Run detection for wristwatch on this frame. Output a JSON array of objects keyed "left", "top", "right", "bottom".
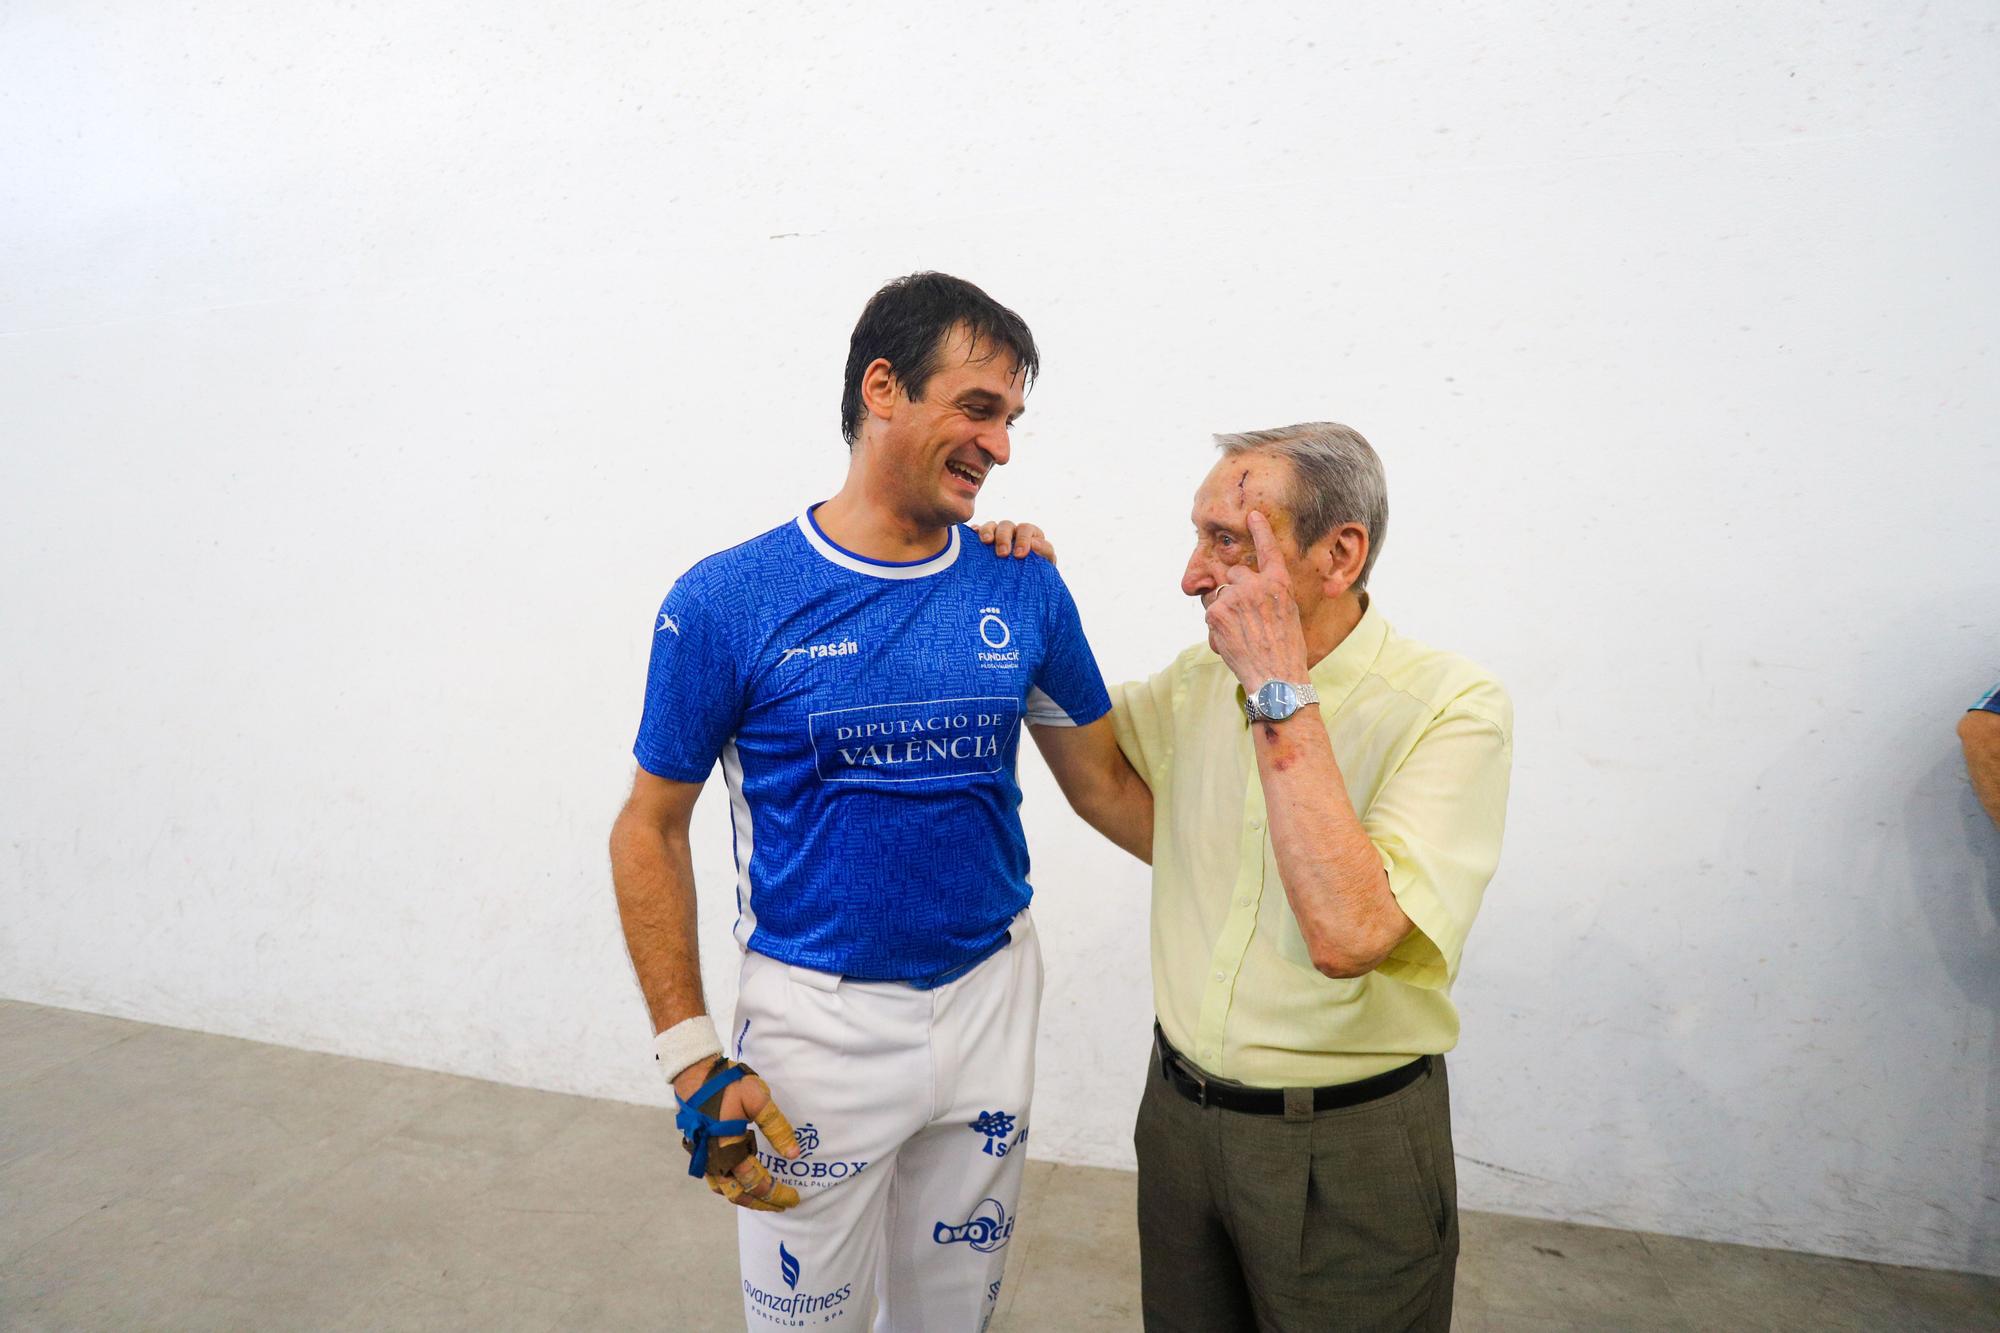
[{"left": 1243, "top": 679, "right": 1319, "bottom": 723}]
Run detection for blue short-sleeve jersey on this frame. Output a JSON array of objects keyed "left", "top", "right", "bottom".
[
  {"left": 633, "top": 507, "right": 1112, "bottom": 984},
  {"left": 1973, "top": 684, "right": 2000, "bottom": 716}
]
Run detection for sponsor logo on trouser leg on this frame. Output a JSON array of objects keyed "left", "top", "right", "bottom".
[
  {"left": 743, "top": 1242, "right": 854, "bottom": 1326},
  {"left": 754, "top": 1122, "right": 871, "bottom": 1189},
  {"left": 933, "top": 1198, "right": 1015, "bottom": 1253}
]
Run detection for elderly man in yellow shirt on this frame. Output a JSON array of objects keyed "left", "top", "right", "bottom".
[{"left": 990, "top": 420, "right": 1511, "bottom": 1330}]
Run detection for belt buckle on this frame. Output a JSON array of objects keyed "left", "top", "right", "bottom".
[
  {"left": 1189, "top": 1064, "right": 1208, "bottom": 1108},
  {"left": 1156, "top": 1026, "right": 1210, "bottom": 1108}
]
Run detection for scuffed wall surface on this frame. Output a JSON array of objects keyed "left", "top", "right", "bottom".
[{"left": 3, "top": 2, "right": 1996, "bottom": 1274}]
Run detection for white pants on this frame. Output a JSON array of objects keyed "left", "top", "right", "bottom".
[{"left": 731, "top": 912, "right": 1042, "bottom": 1332}]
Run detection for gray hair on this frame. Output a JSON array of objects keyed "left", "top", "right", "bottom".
[{"left": 1215, "top": 421, "right": 1388, "bottom": 590}]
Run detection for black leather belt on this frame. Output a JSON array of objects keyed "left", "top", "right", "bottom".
[{"left": 1155, "top": 1023, "right": 1427, "bottom": 1115}]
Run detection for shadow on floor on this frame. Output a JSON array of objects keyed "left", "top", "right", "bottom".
[{"left": 2, "top": 1001, "right": 1993, "bottom": 1331}]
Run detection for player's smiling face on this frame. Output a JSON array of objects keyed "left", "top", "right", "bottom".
[{"left": 876, "top": 324, "right": 1027, "bottom": 529}]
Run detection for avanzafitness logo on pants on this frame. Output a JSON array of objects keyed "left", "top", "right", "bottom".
[{"left": 744, "top": 1242, "right": 853, "bottom": 1325}]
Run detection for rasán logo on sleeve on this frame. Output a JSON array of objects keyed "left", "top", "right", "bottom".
[
  {"left": 808, "top": 698, "right": 1021, "bottom": 784},
  {"left": 780, "top": 638, "right": 859, "bottom": 667}
]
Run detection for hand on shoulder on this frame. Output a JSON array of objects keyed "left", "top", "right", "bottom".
[{"left": 976, "top": 520, "right": 1057, "bottom": 565}]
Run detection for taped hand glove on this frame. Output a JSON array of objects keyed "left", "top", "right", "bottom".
[{"left": 674, "top": 1059, "right": 803, "bottom": 1212}]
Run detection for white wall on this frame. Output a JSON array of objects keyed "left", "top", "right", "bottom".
[{"left": 4, "top": 1, "right": 1996, "bottom": 1275}]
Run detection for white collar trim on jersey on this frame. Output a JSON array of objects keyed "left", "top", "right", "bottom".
[{"left": 797, "top": 506, "right": 961, "bottom": 580}]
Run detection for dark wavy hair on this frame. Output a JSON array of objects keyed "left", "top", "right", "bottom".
[{"left": 840, "top": 272, "right": 1040, "bottom": 446}]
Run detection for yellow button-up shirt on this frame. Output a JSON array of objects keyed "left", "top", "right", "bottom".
[{"left": 1110, "top": 600, "right": 1512, "bottom": 1088}]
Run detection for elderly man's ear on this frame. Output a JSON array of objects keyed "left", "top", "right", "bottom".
[{"left": 1311, "top": 523, "right": 1370, "bottom": 597}]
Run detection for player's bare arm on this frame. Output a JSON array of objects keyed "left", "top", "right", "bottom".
[
  {"left": 609, "top": 769, "right": 802, "bottom": 1209},
  {"left": 1029, "top": 718, "right": 1153, "bottom": 864},
  {"left": 610, "top": 770, "right": 708, "bottom": 1034}
]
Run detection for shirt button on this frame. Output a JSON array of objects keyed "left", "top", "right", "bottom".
[
  {"left": 1213, "top": 971, "right": 1226, "bottom": 982},
  {"left": 1250, "top": 819, "right": 1262, "bottom": 831},
  {"left": 1237, "top": 897, "right": 1251, "bottom": 907}
]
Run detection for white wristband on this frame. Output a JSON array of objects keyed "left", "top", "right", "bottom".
[{"left": 653, "top": 1015, "right": 724, "bottom": 1092}]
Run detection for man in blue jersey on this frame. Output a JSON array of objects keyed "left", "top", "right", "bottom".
[{"left": 609, "top": 272, "right": 1152, "bottom": 1329}]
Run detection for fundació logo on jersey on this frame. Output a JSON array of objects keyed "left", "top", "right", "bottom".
[{"left": 808, "top": 697, "right": 1020, "bottom": 784}]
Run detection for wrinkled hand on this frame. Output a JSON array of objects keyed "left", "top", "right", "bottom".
[
  {"left": 976, "top": 520, "right": 1057, "bottom": 565},
  {"left": 673, "top": 1057, "right": 803, "bottom": 1212},
  {"left": 1203, "top": 511, "right": 1310, "bottom": 689}
]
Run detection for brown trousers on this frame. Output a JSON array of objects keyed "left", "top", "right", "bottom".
[{"left": 1134, "top": 1046, "right": 1458, "bottom": 1332}]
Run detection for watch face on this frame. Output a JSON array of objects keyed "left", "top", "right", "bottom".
[{"left": 1255, "top": 681, "right": 1299, "bottom": 720}]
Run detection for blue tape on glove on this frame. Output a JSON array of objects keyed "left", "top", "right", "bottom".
[{"left": 675, "top": 1062, "right": 752, "bottom": 1178}]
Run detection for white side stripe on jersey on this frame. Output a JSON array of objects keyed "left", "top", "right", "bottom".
[
  {"left": 722, "top": 739, "right": 760, "bottom": 950},
  {"left": 1024, "top": 685, "right": 1079, "bottom": 727}
]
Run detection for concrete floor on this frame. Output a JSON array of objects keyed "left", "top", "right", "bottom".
[{"left": 1, "top": 1001, "right": 1993, "bottom": 1331}]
